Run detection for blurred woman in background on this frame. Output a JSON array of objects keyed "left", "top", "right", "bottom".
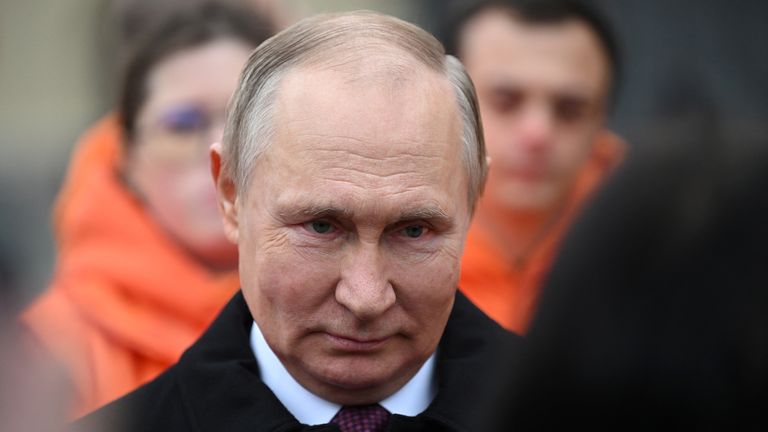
[{"left": 21, "top": 2, "right": 273, "bottom": 417}]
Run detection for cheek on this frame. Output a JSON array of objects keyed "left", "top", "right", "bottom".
[
  {"left": 134, "top": 150, "right": 190, "bottom": 193},
  {"left": 261, "top": 257, "right": 334, "bottom": 313},
  {"left": 240, "top": 228, "right": 339, "bottom": 326},
  {"left": 551, "top": 133, "right": 595, "bottom": 175},
  {"left": 150, "top": 166, "right": 220, "bottom": 224},
  {"left": 389, "top": 249, "right": 459, "bottom": 322},
  {"left": 483, "top": 126, "right": 524, "bottom": 170},
  {"left": 481, "top": 120, "right": 512, "bottom": 157},
  {"left": 134, "top": 162, "right": 186, "bottom": 217},
  {"left": 173, "top": 164, "right": 217, "bottom": 197}
]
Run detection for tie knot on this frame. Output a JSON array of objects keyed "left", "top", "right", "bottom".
[{"left": 331, "top": 404, "right": 391, "bottom": 432}]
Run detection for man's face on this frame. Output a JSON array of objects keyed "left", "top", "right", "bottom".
[
  {"left": 460, "top": 10, "right": 610, "bottom": 213},
  {"left": 222, "top": 65, "right": 470, "bottom": 404}
]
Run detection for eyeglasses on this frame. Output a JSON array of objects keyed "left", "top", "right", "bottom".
[
  {"left": 162, "top": 105, "right": 212, "bottom": 132},
  {"left": 135, "top": 104, "right": 226, "bottom": 164}
]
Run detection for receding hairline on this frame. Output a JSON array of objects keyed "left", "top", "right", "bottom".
[
  {"left": 223, "top": 10, "right": 487, "bottom": 208},
  {"left": 280, "top": 44, "right": 456, "bottom": 95},
  {"left": 269, "top": 12, "right": 446, "bottom": 77},
  {"left": 255, "top": 57, "right": 465, "bottom": 169},
  {"left": 230, "top": 13, "right": 459, "bottom": 169}
]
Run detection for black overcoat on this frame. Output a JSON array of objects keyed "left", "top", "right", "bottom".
[{"left": 74, "top": 291, "right": 520, "bottom": 431}]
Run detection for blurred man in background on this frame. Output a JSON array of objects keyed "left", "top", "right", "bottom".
[{"left": 443, "top": 0, "right": 625, "bottom": 332}]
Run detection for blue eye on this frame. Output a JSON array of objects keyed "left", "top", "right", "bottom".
[
  {"left": 310, "top": 220, "right": 334, "bottom": 234},
  {"left": 403, "top": 225, "right": 424, "bottom": 238}
]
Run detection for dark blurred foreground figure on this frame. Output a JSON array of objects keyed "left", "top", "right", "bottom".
[
  {"left": 491, "top": 112, "right": 768, "bottom": 428},
  {"left": 20, "top": 2, "right": 273, "bottom": 417}
]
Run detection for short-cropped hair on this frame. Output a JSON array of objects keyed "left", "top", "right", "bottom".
[
  {"left": 440, "top": 0, "right": 620, "bottom": 105},
  {"left": 222, "top": 11, "right": 487, "bottom": 209}
]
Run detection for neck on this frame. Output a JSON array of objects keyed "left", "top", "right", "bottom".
[
  {"left": 475, "top": 200, "right": 565, "bottom": 266},
  {"left": 195, "top": 247, "right": 239, "bottom": 274}
]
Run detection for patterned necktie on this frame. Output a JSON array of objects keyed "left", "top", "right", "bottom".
[{"left": 330, "top": 404, "right": 391, "bottom": 432}]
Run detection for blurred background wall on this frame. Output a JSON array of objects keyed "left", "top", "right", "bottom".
[
  {"left": 590, "top": 0, "right": 768, "bottom": 144},
  {"left": 1, "top": 0, "right": 766, "bottom": 307},
  {"left": 1, "top": 0, "right": 114, "bottom": 303}
]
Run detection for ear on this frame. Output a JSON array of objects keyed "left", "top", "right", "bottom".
[
  {"left": 592, "top": 129, "right": 628, "bottom": 171},
  {"left": 210, "top": 142, "right": 240, "bottom": 244}
]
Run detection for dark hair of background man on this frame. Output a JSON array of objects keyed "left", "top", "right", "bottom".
[{"left": 437, "top": 0, "right": 621, "bottom": 106}]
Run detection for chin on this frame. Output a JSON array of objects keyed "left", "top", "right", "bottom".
[
  {"left": 187, "top": 238, "right": 238, "bottom": 268},
  {"left": 323, "top": 358, "right": 394, "bottom": 387},
  {"left": 491, "top": 182, "right": 562, "bottom": 214},
  {"left": 308, "top": 356, "right": 409, "bottom": 403}
]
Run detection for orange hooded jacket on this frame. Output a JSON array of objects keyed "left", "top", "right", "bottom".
[
  {"left": 460, "top": 134, "right": 626, "bottom": 334},
  {"left": 21, "top": 115, "right": 239, "bottom": 417}
]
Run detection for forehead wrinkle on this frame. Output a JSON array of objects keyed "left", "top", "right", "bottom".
[
  {"left": 271, "top": 65, "right": 462, "bottom": 152},
  {"left": 282, "top": 139, "right": 453, "bottom": 186},
  {"left": 261, "top": 140, "right": 451, "bottom": 192},
  {"left": 257, "top": 58, "right": 469, "bottom": 217},
  {"left": 302, "top": 145, "right": 448, "bottom": 168},
  {"left": 275, "top": 195, "right": 454, "bottom": 226},
  {"left": 290, "top": 133, "right": 453, "bottom": 156}
]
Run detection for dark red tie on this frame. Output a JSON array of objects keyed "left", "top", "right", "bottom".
[{"left": 330, "top": 404, "right": 391, "bottom": 432}]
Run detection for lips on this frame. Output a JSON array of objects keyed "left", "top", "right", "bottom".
[{"left": 324, "top": 332, "right": 391, "bottom": 352}]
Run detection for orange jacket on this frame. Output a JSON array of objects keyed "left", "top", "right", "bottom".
[
  {"left": 460, "top": 134, "right": 626, "bottom": 334},
  {"left": 21, "top": 115, "right": 239, "bottom": 417}
]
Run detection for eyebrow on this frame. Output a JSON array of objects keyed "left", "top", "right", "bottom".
[
  {"left": 276, "top": 205, "right": 354, "bottom": 221},
  {"left": 276, "top": 204, "right": 452, "bottom": 225},
  {"left": 397, "top": 207, "right": 450, "bottom": 222},
  {"left": 487, "top": 80, "right": 593, "bottom": 101}
]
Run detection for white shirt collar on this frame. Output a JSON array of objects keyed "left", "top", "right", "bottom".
[{"left": 250, "top": 321, "right": 437, "bottom": 426}]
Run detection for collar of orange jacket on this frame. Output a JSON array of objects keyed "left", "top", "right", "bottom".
[
  {"left": 47, "top": 114, "right": 239, "bottom": 362},
  {"left": 460, "top": 132, "right": 626, "bottom": 333}
]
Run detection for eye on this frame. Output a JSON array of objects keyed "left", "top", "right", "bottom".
[
  {"left": 160, "top": 106, "right": 209, "bottom": 134},
  {"left": 306, "top": 220, "right": 336, "bottom": 235},
  {"left": 488, "top": 88, "right": 523, "bottom": 114},
  {"left": 554, "top": 97, "right": 588, "bottom": 123},
  {"left": 403, "top": 225, "right": 425, "bottom": 238}
]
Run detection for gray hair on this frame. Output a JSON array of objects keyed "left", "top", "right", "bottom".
[{"left": 222, "top": 11, "right": 487, "bottom": 207}]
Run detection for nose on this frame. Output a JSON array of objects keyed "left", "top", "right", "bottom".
[
  {"left": 335, "top": 243, "right": 396, "bottom": 321},
  {"left": 516, "top": 104, "right": 555, "bottom": 152}
]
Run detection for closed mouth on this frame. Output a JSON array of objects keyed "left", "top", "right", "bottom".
[{"left": 324, "top": 332, "right": 391, "bottom": 351}]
